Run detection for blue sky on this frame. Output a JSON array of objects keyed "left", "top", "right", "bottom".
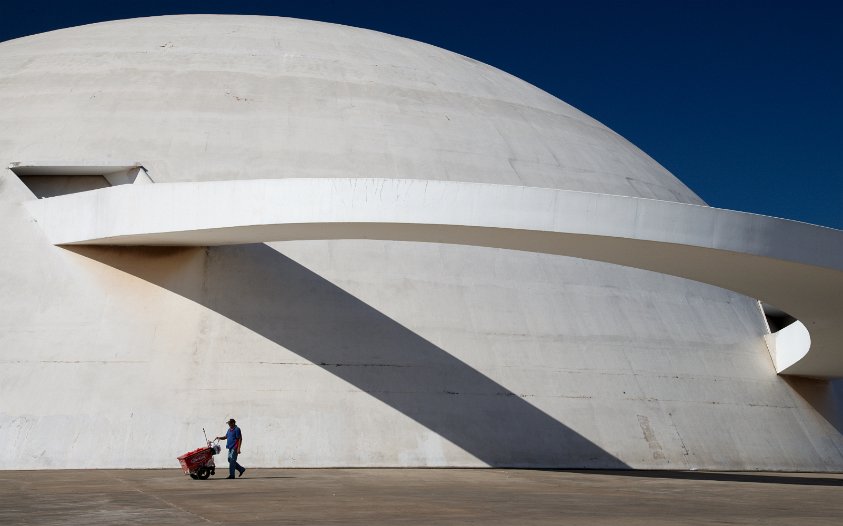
[{"left": 2, "top": 0, "right": 840, "bottom": 228}]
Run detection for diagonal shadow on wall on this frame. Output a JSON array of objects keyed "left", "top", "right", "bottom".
[
  {"left": 784, "top": 377, "right": 843, "bottom": 436},
  {"left": 68, "top": 243, "right": 627, "bottom": 468}
]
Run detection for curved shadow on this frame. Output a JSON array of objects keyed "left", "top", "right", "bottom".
[{"left": 68, "top": 244, "right": 627, "bottom": 468}]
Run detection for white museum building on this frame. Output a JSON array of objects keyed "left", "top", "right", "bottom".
[{"left": 1, "top": 15, "right": 841, "bottom": 470}]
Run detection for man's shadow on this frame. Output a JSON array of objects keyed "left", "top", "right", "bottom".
[{"left": 69, "top": 243, "right": 627, "bottom": 468}]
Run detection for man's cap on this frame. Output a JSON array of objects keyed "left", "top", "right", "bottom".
[{"left": 226, "top": 418, "right": 236, "bottom": 424}]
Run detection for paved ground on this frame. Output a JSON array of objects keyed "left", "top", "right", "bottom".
[{"left": 0, "top": 469, "right": 841, "bottom": 525}]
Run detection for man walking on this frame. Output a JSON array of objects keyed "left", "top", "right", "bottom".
[{"left": 216, "top": 418, "right": 246, "bottom": 479}]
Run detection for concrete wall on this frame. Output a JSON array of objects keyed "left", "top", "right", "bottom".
[{"left": 0, "top": 15, "right": 841, "bottom": 469}]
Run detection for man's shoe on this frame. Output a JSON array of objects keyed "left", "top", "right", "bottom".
[
  {"left": 238, "top": 468, "right": 246, "bottom": 477},
  {"left": 225, "top": 475, "right": 235, "bottom": 479}
]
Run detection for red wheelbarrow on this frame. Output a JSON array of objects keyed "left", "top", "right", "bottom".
[{"left": 177, "top": 428, "right": 221, "bottom": 480}]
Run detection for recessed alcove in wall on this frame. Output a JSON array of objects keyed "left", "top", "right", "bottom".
[{"left": 8, "top": 162, "right": 151, "bottom": 198}]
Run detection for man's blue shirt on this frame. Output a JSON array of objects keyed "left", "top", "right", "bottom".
[{"left": 225, "top": 426, "right": 242, "bottom": 450}]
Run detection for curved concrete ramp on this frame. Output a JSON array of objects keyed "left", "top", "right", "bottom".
[{"left": 24, "top": 178, "right": 843, "bottom": 378}]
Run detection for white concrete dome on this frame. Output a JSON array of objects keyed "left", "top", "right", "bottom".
[
  {"left": 0, "top": 15, "right": 702, "bottom": 201},
  {"left": 1, "top": 15, "right": 840, "bottom": 470}
]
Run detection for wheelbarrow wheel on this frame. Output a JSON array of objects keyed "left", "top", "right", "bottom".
[
  {"left": 196, "top": 467, "right": 211, "bottom": 480},
  {"left": 189, "top": 473, "right": 199, "bottom": 480}
]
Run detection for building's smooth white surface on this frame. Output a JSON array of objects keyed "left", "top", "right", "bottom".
[
  {"left": 1, "top": 15, "right": 841, "bottom": 470},
  {"left": 25, "top": 177, "right": 843, "bottom": 377}
]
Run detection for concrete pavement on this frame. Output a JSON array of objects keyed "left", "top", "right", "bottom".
[{"left": 1, "top": 469, "right": 841, "bottom": 525}]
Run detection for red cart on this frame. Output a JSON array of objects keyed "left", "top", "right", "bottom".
[{"left": 177, "top": 430, "right": 221, "bottom": 480}]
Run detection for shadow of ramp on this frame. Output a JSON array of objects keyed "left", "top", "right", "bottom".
[
  {"left": 783, "top": 376, "right": 843, "bottom": 436},
  {"left": 69, "top": 243, "right": 627, "bottom": 468}
]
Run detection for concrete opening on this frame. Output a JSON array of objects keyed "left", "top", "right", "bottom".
[
  {"left": 762, "top": 302, "right": 797, "bottom": 332},
  {"left": 9, "top": 163, "right": 150, "bottom": 198}
]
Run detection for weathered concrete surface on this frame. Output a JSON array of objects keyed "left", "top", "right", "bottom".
[
  {"left": 26, "top": 177, "right": 843, "bottom": 377},
  {"left": 2, "top": 15, "right": 843, "bottom": 470},
  {"left": 1, "top": 469, "right": 841, "bottom": 525}
]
